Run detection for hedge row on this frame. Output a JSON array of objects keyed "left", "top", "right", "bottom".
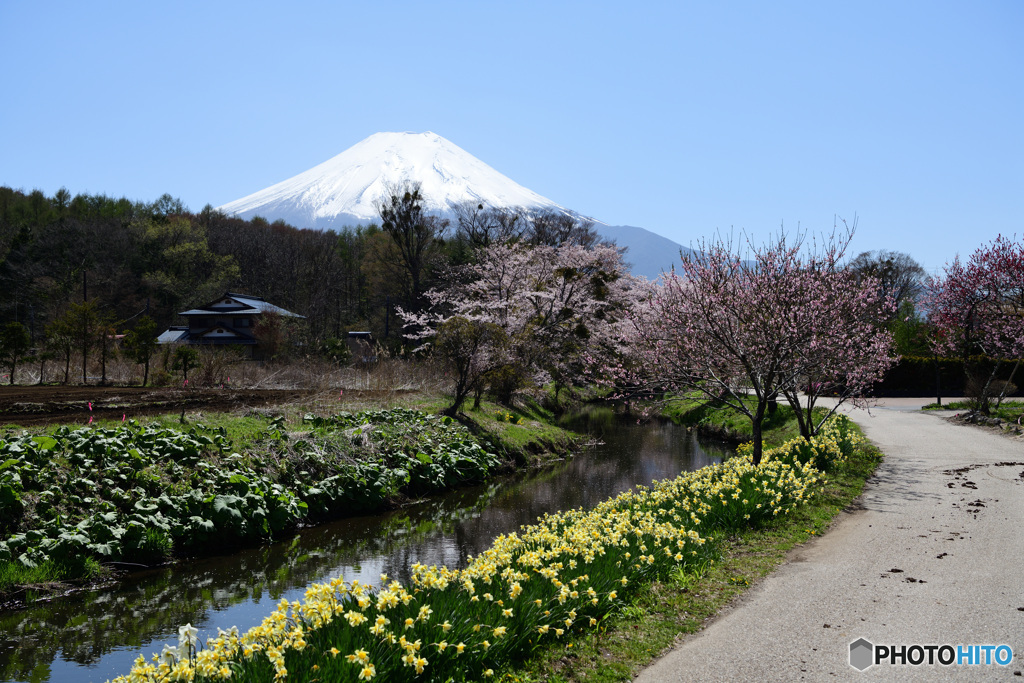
[{"left": 874, "top": 356, "right": 1023, "bottom": 398}]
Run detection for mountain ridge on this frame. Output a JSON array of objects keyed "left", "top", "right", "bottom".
[
  {"left": 217, "top": 131, "right": 689, "bottom": 278},
  {"left": 218, "top": 132, "right": 569, "bottom": 228}
]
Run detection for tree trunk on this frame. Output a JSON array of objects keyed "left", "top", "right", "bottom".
[
  {"left": 751, "top": 417, "right": 763, "bottom": 465},
  {"left": 995, "top": 359, "right": 1021, "bottom": 410},
  {"left": 443, "top": 392, "right": 466, "bottom": 417},
  {"left": 447, "top": 384, "right": 469, "bottom": 416},
  {"left": 977, "top": 360, "right": 1002, "bottom": 415},
  {"left": 783, "top": 390, "right": 812, "bottom": 440},
  {"left": 802, "top": 401, "right": 816, "bottom": 440},
  {"left": 750, "top": 401, "right": 767, "bottom": 465},
  {"left": 100, "top": 338, "right": 108, "bottom": 386}
]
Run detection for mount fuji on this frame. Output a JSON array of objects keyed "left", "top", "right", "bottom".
[{"left": 217, "top": 132, "right": 689, "bottom": 279}]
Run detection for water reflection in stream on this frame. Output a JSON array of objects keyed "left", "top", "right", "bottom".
[{"left": 0, "top": 420, "right": 727, "bottom": 683}]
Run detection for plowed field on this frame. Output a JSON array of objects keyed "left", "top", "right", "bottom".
[{"left": 0, "top": 385, "right": 324, "bottom": 426}]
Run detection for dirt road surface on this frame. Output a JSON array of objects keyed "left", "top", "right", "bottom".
[
  {"left": 0, "top": 385, "right": 336, "bottom": 426},
  {"left": 635, "top": 400, "right": 1024, "bottom": 681}
]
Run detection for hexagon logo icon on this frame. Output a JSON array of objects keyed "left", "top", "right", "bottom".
[{"left": 850, "top": 638, "right": 874, "bottom": 671}]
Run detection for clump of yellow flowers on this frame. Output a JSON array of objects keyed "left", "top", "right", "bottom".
[
  {"left": 109, "top": 417, "right": 857, "bottom": 683},
  {"left": 737, "top": 413, "right": 862, "bottom": 473},
  {"left": 493, "top": 411, "right": 523, "bottom": 425}
]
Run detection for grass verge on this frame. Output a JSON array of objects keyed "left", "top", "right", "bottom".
[
  {"left": 922, "top": 399, "right": 1024, "bottom": 420},
  {"left": 409, "top": 395, "right": 579, "bottom": 461},
  {"left": 0, "top": 558, "right": 104, "bottom": 607},
  {"left": 662, "top": 394, "right": 811, "bottom": 449},
  {"left": 498, "top": 422, "right": 882, "bottom": 683}
]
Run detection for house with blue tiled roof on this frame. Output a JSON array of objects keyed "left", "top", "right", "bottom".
[{"left": 157, "top": 292, "right": 304, "bottom": 359}]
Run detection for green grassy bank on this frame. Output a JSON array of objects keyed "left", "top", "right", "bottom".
[{"left": 662, "top": 394, "right": 816, "bottom": 450}]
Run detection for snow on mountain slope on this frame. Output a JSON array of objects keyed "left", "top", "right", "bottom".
[
  {"left": 217, "top": 131, "right": 568, "bottom": 228},
  {"left": 217, "top": 131, "right": 692, "bottom": 279}
]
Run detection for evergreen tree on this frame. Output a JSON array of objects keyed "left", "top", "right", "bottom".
[
  {"left": 0, "top": 322, "right": 31, "bottom": 384},
  {"left": 123, "top": 316, "right": 159, "bottom": 386},
  {"left": 172, "top": 346, "right": 199, "bottom": 384}
]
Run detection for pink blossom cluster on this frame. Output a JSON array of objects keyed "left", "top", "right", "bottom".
[
  {"left": 399, "top": 241, "right": 643, "bottom": 411},
  {"left": 927, "top": 234, "right": 1024, "bottom": 361}
]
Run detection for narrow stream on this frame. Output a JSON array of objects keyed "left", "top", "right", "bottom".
[{"left": 0, "top": 420, "right": 728, "bottom": 683}]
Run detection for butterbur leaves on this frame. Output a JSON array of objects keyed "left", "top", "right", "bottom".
[{"left": 3, "top": 408, "right": 502, "bottom": 570}]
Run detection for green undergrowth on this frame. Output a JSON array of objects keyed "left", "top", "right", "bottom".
[
  {"left": 0, "top": 402, "right": 579, "bottom": 599},
  {"left": 1, "top": 413, "right": 282, "bottom": 453},
  {"left": 662, "top": 395, "right": 814, "bottom": 449},
  {"left": 498, "top": 420, "right": 882, "bottom": 683},
  {"left": 409, "top": 395, "right": 579, "bottom": 460},
  {"left": 131, "top": 413, "right": 276, "bottom": 451}
]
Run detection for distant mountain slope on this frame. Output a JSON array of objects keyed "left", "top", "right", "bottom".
[
  {"left": 217, "top": 131, "right": 690, "bottom": 279},
  {"left": 594, "top": 224, "right": 692, "bottom": 280}
]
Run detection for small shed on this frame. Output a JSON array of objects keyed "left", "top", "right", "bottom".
[{"left": 346, "top": 331, "right": 376, "bottom": 363}]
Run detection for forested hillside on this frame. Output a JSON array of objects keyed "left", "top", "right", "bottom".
[
  {"left": 0, "top": 185, "right": 606, "bottom": 354},
  {"left": 0, "top": 187, "right": 429, "bottom": 348}
]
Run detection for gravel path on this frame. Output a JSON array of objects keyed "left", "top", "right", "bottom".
[{"left": 634, "top": 400, "right": 1024, "bottom": 681}]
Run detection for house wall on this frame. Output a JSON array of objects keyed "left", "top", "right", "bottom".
[{"left": 189, "top": 315, "right": 254, "bottom": 333}]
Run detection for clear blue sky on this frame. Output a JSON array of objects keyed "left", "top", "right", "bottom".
[{"left": 2, "top": 1, "right": 1020, "bottom": 274}]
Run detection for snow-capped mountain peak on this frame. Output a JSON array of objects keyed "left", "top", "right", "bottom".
[{"left": 217, "top": 131, "right": 568, "bottom": 228}]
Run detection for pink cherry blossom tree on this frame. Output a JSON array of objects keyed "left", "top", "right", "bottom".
[
  {"left": 927, "top": 234, "right": 1024, "bottom": 413},
  {"left": 779, "top": 262, "right": 897, "bottom": 440},
  {"left": 430, "top": 316, "right": 508, "bottom": 416},
  {"left": 631, "top": 226, "right": 896, "bottom": 464},
  {"left": 401, "top": 241, "right": 640, "bottom": 413}
]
